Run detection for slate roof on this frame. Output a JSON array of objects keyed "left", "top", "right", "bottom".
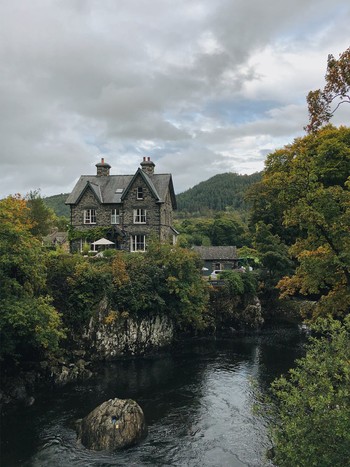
[
  {"left": 65, "top": 171, "right": 176, "bottom": 208},
  {"left": 192, "top": 246, "right": 238, "bottom": 260}
]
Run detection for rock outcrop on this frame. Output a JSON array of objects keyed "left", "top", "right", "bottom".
[
  {"left": 85, "top": 301, "right": 175, "bottom": 359},
  {"left": 77, "top": 398, "right": 147, "bottom": 450}
]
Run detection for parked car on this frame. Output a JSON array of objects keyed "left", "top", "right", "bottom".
[{"left": 209, "top": 270, "right": 223, "bottom": 280}]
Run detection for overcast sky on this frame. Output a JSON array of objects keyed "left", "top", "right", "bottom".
[{"left": 0, "top": 0, "right": 349, "bottom": 197}]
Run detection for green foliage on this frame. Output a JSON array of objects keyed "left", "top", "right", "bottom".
[
  {"left": 43, "top": 193, "right": 70, "bottom": 217},
  {"left": 26, "top": 189, "right": 57, "bottom": 237},
  {"left": 111, "top": 242, "right": 209, "bottom": 330},
  {"left": 148, "top": 243, "right": 209, "bottom": 329},
  {"left": 249, "top": 126, "right": 350, "bottom": 318},
  {"left": 210, "top": 212, "right": 249, "bottom": 247},
  {"left": 221, "top": 271, "right": 244, "bottom": 295},
  {"left": 68, "top": 225, "right": 112, "bottom": 243},
  {"left": 0, "top": 195, "right": 64, "bottom": 361},
  {"left": 0, "top": 296, "right": 63, "bottom": 358},
  {"left": 46, "top": 241, "right": 209, "bottom": 333},
  {"left": 46, "top": 253, "right": 113, "bottom": 331},
  {"left": 269, "top": 316, "right": 350, "bottom": 466},
  {"left": 176, "top": 171, "right": 261, "bottom": 216},
  {"left": 176, "top": 212, "right": 251, "bottom": 248}
]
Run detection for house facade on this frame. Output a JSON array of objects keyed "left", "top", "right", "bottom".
[{"left": 65, "top": 157, "right": 177, "bottom": 252}]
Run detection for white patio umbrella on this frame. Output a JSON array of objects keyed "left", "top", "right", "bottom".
[{"left": 91, "top": 238, "right": 115, "bottom": 246}]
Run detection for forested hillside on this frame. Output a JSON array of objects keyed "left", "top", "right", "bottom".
[
  {"left": 176, "top": 172, "right": 261, "bottom": 216},
  {"left": 43, "top": 193, "right": 70, "bottom": 217}
]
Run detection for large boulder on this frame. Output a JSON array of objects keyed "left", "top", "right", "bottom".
[{"left": 77, "top": 398, "right": 147, "bottom": 450}]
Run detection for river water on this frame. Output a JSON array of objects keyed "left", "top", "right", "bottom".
[{"left": 1, "top": 324, "right": 306, "bottom": 467}]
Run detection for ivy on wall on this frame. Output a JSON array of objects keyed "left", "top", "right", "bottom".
[{"left": 68, "top": 225, "right": 112, "bottom": 242}]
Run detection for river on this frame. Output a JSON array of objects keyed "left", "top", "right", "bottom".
[{"left": 1, "top": 324, "right": 306, "bottom": 467}]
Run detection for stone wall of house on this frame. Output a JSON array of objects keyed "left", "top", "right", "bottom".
[
  {"left": 71, "top": 190, "right": 122, "bottom": 230},
  {"left": 122, "top": 173, "right": 162, "bottom": 249},
  {"left": 159, "top": 190, "right": 175, "bottom": 243},
  {"left": 71, "top": 188, "right": 100, "bottom": 228}
]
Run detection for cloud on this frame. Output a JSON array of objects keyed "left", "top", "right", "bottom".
[{"left": 0, "top": 0, "right": 349, "bottom": 197}]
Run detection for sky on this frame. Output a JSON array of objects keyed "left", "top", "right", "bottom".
[{"left": 0, "top": 0, "right": 349, "bottom": 197}]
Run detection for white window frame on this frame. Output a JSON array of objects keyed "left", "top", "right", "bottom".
[
  {"left": 111, "top": 208, "right": 120, "bottom": 224},
  {"left": 133, "top": 208, "right": 147, "bottom": 224},
  {"left": 131, "top": 234, "right": 146, "bottom": 252},
  {"left": 137, "top": 186, "right": 144, "bottom": 200},
  {"left": 84, "top": 209, "right": 96, "bottom": 224}
]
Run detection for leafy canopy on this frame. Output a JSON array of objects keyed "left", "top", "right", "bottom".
[
  {"left": 0, "top": 195, "right": 64, "bottom": 360},
  {"left": 250, "top": 126, "right": 350, "bottom": 319},
  {"left": 269, "top": 316, "right": 350, "bottom": 467},
  {"left": 306, "top": 47, "right": 350, "bottom": 133}
]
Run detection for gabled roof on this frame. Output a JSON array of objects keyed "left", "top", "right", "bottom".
[
  {"left": 66, "top": 170, "right": 176, "bottom": 209},
  {"left": 121, "top": 168, "right": 160, "bottom": 202},
  {"left": 192, "top": 246, "right": 238, "bottom": 260}
]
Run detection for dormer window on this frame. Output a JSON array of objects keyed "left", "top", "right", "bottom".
[
  {"left": 133, "top": 208, "right": 146, "bottom": 224},
  {"left": 84, "top": 209, "right": 96, "bottom": 224},
  {"left": 137, "top": 187, "right": 144, "bottom": 200}
]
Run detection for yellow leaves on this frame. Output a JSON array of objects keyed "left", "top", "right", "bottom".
[
  {"left": 278, "top": 275, "right": 303, "bottom": 299},
  {"left": 104, "top": 310, "right": 118, "bottom": 324},
  {"left": 111, "top": 253, "right": 130, "bottom": 288},
  {"left": 297, "top": 245, "right": 331, "bottom": 260},
  {"left": 104, "top": 310, "right": 130, "bottom": 325}
]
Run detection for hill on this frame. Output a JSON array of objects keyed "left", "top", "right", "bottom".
[
  {"left": 44, "top": 172, "right": 261, "bottom": 218},
  {"left": 43, "top": 193, "right": 70, "bottom": 217},
  {"left": 176, "top": 172, "right": 261, "bottom": 216}
]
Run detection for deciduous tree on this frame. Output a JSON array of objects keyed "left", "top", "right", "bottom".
[
  {"left": 0, "top": 195, "right": 64, "bottom": 360},
  {"left": 306, "top": 47, "right": 350, "bottom": 133}
]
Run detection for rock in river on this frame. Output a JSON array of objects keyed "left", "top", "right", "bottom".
[{"left": 77, "top": 398, "right": 147, "bottom": 450}]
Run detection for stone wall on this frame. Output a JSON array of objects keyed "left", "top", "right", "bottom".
[{"left": 85, "top": 303, "right": 175, "bottom": 360}]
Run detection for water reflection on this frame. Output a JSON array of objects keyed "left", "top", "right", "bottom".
[{"left": 1, "top": 324, "right": 305, "bottom": 467}]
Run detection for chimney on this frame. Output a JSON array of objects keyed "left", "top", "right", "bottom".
[
  {"left": 95, "top": 157, "right": 111, "bottom": 176},
  {"left": 140, "top": 156, "right": 155, "bottom": 175}
]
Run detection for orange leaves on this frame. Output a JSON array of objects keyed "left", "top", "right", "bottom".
[{"left": 111, "top": 253, "right": 130, "bottom": 288}]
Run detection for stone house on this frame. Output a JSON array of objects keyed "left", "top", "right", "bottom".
[
  {"left": 65, "top": 157, "right": 177, "bottom": 252},
  {"left": 192, "top": 246, "right": 239, "bottom": 276}
]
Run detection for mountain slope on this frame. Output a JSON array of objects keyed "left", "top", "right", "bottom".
[
  {"left": 43, "top": 193, "right": 70, "bottom": 217},
  {"left": 176, "top": 172, "right": 261, "bottom": 215}
]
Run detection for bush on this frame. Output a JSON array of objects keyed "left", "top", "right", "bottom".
[{"left": 269, "top": 316, "right": 350, "bottom": 466}]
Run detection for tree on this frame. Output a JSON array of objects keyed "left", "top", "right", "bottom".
[
  {"left": 26, "top": 189, "right": 56, "bottom": 237},
  {"left": 269, "top": 316, "right": 350, "bottom": 466},
  {"left": 0, "top": 195, "right": 64, "bottom": 360},
  {"left": 209, "top": 212, "right": 249, "bottom": 247},
  {"left": 250, "top": 126, "right": 350, "bottom": 319},
  {"left": 253, "top": 222, "right": 293, "bottom": 281},
  {"left": 306, "top": 47, "right": 350, "bottom": 133}
]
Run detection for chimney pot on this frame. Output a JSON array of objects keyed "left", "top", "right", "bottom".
[{"left": 101, "top": 157, "right": 104, "bottom": 164}]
